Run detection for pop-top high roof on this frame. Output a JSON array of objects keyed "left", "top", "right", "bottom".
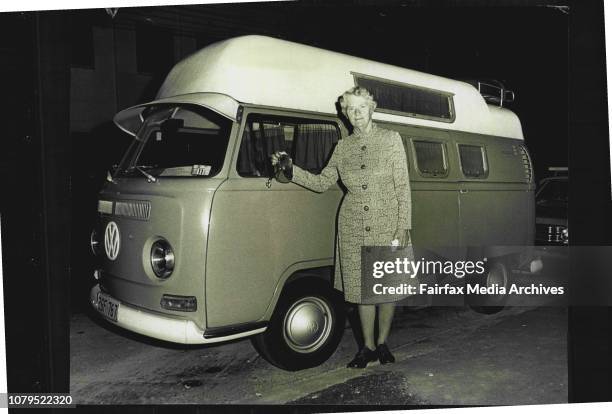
[{"left": 115, "top": 35, "right": 523, "bottom": 140}]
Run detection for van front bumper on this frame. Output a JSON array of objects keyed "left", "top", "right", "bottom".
[{"left": 89, "top": 284, "right": 266, "bottom": 345}]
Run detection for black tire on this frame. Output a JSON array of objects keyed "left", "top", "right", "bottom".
[
  {"left": 251, "top": 279, "right": 346, "bottom": 371},
  {"left": 468, "top": 257, "right": 510, "bottom": 314}
]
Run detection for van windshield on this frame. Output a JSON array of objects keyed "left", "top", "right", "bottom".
[{"left": 115, "top": 104, "right": 232, "bottom": 178}]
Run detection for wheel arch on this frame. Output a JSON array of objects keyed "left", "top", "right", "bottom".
[
  {"left": 260, "top": 261, "right": 334, "bottom": 322},
  {"left": 251, "top": 265, "right": 346, "bottom": 371}
]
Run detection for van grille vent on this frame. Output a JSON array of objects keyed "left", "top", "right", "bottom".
[
  {"left": 114, "top": 200, "right": 151, "bottom": 220},
  {"left": 516, "top": 145, "right": 533, "bottom": 183}
]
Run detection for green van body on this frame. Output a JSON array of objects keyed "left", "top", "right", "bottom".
[{"left": 90, "top": 35, "right": 534, "bottom": 368}]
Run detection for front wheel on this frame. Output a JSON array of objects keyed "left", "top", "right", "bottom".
[{"left": 251, "top": 279, "right": 346, "bottom": 371}]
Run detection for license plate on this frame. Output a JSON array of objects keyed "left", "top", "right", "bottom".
[{"left": 97, "top": 292, "right": 119, "bottom": 322}]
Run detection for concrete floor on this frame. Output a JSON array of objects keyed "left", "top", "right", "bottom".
[{"left": 70, "top": 305, "right": 567, "bottom": 406}]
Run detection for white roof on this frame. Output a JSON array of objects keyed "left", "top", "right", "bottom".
[{"left": 116, "top": 35, "right": 523, "bottom": 140}]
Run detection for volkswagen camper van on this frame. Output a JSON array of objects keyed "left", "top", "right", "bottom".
[{"left": 90, "top": 35, "right": 535, "bottom": 370}]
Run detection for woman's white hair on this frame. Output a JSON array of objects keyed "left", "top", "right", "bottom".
[{"left": 338, "top": 86, "right": 377, "bottom": 116}]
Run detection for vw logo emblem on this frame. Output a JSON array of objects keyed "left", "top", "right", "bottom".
[
  {"left": 104, "top": 221, "right": 121, "bottom": 261},
  {"left": 307, "top": 321, "right": 319, "bottom": 335}
]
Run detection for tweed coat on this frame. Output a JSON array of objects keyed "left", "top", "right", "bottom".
[{"left": 292, "top": 123, "right": 412, "bottom": 304}]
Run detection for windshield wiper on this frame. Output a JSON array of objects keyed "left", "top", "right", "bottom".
[{"left": 133, "top": 165, "right": 158, "bottom": 183}]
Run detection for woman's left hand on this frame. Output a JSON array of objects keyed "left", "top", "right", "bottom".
[{"left": 392, "top": 229, "right": 411, "bottom": 248}]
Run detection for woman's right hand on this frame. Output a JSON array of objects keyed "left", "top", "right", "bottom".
[
  {"left": 270, "top": 151, "right": 288, "bottom": 167},
  {"left": 270, "top": 151, "right": 293, "bottom": 181}
]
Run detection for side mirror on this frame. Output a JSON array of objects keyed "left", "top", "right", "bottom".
[{"left": 106, "top": 170, "right": 116, "bottom": 184}]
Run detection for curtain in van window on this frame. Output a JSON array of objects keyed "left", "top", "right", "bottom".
[
  {"left": 356, "top": 77, "right": 451, "bottom": 120},
  {"left": 293, "top": 124, "right": 338, "bottom": 173},
  {"left": 413, "top": 140, "right": 446, "bottom": 176},
  {"left": 237, "top": 127, "right": 257, "bottom": 175},
  {"left": 237, "top": 120, "right": 338, "bottom": 177},
  {"left": 458, "top": 144, "right": 486, "bottom": 178},
  {"left": 262, "top": 125, "right": 286, "bottom": 155},
  {"left": 237, "top": 123, "right": 287, "bottom": 177}
]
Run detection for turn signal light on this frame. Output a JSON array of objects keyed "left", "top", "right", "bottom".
[{"left": 160, "top": 295, "right": 197, "bottom": 312}]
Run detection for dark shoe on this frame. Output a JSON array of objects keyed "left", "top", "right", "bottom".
[
  {"left": 377, "top": 343, "right": 395, "bottom": 364},
  {"left": 347, "top": 347, "right": 378, "bottom": 368}
]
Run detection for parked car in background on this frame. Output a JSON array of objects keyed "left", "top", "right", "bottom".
[{"left": 535, "top": 167, "right": 568, "bottom": 245}]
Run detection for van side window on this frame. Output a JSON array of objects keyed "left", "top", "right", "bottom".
[
  {"left": 412, "top": 140, "right": 448, "bottom": 177},
  {"left": 353, "top": 73, "right": 454, "bottom": 122},
  {"left": 458, "top": 144, "right": 488, "bottom": 178},
  {"left": 237, "top": 115, "right": 339, "bottom": 177}
]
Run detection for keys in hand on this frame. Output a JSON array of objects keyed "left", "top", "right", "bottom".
[
  {"left": 270, "top": 151, "right": 293, "bottom": 182},
  {"left": 270, "top": 151, "right": 289, "bottom": 166}
]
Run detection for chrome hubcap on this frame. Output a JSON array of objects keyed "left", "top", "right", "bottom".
[{"left": 283, "top": 296, "right": 333, "bottom": 353}]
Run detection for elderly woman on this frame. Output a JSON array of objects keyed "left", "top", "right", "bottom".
[{"left": 271, "top": 86, "right": 412, "bottom": 368}]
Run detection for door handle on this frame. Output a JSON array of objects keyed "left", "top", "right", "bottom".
[{"left": 459, "top": 189, "right": 468, "bottom": 194}]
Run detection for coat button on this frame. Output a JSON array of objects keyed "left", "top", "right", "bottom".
[
  {"left": 361, "top": 164, "right": 366, "bottom": 169},
  {"left": 364, "top": 205, "right": 369, "bottom": 211},
  {"left": 362, "top": 184, "right": 367, "bottom": 190},
  {"left": 361, "top": 145, "right": 367, "bottom": 150},
  {"left": 365, "top": 226, "right": 371, "bottom": 231}
]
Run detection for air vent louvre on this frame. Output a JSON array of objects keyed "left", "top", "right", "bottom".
[
  {"left": 517, "top": 146, "right": 533, "bottom": 183},
  {"left": 115, "top": 200, "right": 151, "bottom": 220}
]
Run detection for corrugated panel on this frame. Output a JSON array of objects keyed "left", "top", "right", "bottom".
[{"left": 518, "top": 145, "right": 533, "bottom": 183}]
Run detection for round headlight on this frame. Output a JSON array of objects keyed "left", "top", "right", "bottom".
[
  {"left": 151, "top": 239, "right": 175, "bottom": 279},
  {"left": 90, "top": 228, "right": 100, "bottom": 256}
]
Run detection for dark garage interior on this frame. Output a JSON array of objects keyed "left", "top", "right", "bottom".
[{"left": 0, "top": 0, "right": 611, "bottom": 408}]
